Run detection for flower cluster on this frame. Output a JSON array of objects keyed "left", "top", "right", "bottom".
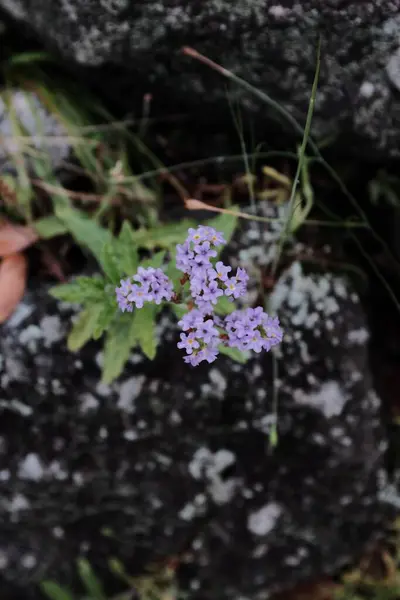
[
  {"left": 116, "top": 225, "right": 283, "bottom": 366},
  {"left": 116, "top": 266, "right": 173, "bottom": 311},
  {"left": 176, "top": 226, "right": 249, "bottom": 314}
]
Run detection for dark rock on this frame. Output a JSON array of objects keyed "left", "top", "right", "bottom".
[
  {"left": 1, "top": 1, "right": 400, "bottom": 158},
  {"left": 0, "top": 89, "right": 70, "bottom": 174},
  {"left": 0, "top": 203, "right": 394, "bottom": 599}
]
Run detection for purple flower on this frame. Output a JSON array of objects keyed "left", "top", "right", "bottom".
[
  {"left": 176, "top": 242, "right": 195, "bottom": 273},
  {"left": 190, "top": 269, "right": 208, "bottom": 295},
  {"left": 187, "top": 227, "right": 208, "bottom": 245},
  {"left": 224, "top": 277, "right": 246, "bottom": 299},
  {"left": 208, "top": 261, "right": 231, "bottom": 282},
  {"left": 224, "top": 308, "right": 283, "bottom": 354},
  {"left": 133, "top": 266, "right": 155, "bottom": 286},
  {"left": 194, "top": 241, "right": 217, "bottom": 265},
  {"left": 116, "top": 267, "right": 173, "bottom": 311},
  {"left": 194, "top": 297, "right": 214, "bottom": 315},
  {"left": 178, "top": 309, "right": 205, "bottom": 331},
  {"left": 127, "top": 284, "right": 152, "bottom": 309},
  {"left": 196, "top": 345, "right": 219, "bottom": 364},
  {"left": 236, "top": 267, "right": 249, "bottom": 284},
  {"left": 203, "top": 280, "right": 224, "bottom": 305},
  {"left": 183, "top": 353, "right": 201, "bottom": 366},
  {"left": 195, "top": 319, "right": 219, "bottom": 344},
  {"left": 177, "top": 332, "right": 200, "bottom": 354}
]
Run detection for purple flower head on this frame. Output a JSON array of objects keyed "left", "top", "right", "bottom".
[
  {"left": 224, "top": 277, "right": 247, "bottom": 299},
  {"left": 224, "top": 308, "right": 283, "bottom": 354},
  {"left": 127, "top": 284, "right": 152, "bottom": 309},
  {"left": 133, "top": 266, "right": 155, "bottom": 287},
  {"left": 190, "top": 268, "right": 208, "bottom": 296},
  {"left": 196, "top": 345, "right": 219, "bottom": 364},
  {"left": 203, "top": 280, "right": 224, "bottom": 305},
  {"left": 178, "top": 309, "right": 205, "bottom": 331},
  {"left": 183, "top": 353, "right": 201, "bottom": 367},
  {"left": 116, "top": 281, "right": 134, "bottom": 312},
  {"left": 176, "top": 242, "right": 195, "bottom": 274},
  {"left": 195, "top": 318, "right": 219, "bottom": 344},
  {"left": 194, "top": 241, "right": 217, "bottom": 265},
  {"left": 177, "top": 332, "right": 200, "bottom": 354},
  {"left": 194, "top": 296, "right": 214, "bottom": 315},
  {"left": 208, "top": 261, "right": 231, "bottom": 282},
  {"left": 187, "top": 227, "right": 208, "bottom": 245},
  {"left": 235, "top": 267, "right": 249, "bottom": 284}
]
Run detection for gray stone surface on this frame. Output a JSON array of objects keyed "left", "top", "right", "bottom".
[
  {"left": 0, "top": 90, "right": 70, "bottom": 174},
  {"left": 1, "top": 1, "right": 400, "bottom": 157},
  {"left": 0, "top": 203, "right": 394, "bottom": 599}
]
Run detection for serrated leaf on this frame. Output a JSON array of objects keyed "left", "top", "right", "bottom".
[
  {"left": 50, "top": 276, "right": 106, "bottom": 304},
  {"left": 140, "top": 250, "right": 166, "bottom": 270},
  {"left": 68, "top": 305, "right": 104, "bottom": 351},
  {"left": 131, "top": 303, "right": 158, "bottom": 360},
  {"left": 218, "top": 344, "right": 249, "bottom": 364},
  {"left": 101, "top": 312, "right": 137, "bottom": 383},
  {"left": 92, "top": 297, "right": 117, "bottom": 340},
  {"left": 77, "top": 558, "right": 106, "bottom": 600},
  {"left": 55, "top": 205, "right": 111, "bottom": 262},
  {"left": 117, "top": 221, "right": 139, "bottom": 276},
  {"left": 40, "top": 581, "right": 75, "bottom": 600},
  {"left": 33, "top": 216, "right": 68, "bottom": 239},
  {"left": 99, "top": 241, "right": 120, "bottom": 284}
]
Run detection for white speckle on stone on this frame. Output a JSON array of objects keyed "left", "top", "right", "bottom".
[
  {"left": 294, "top": 381, "right": 347, "bottom": 418},
  {"left": 130, "top": 352, "right": 143, "bottom": 365},
  {"left": 179, "top": 502, "right": 197, "bottom": 521},
  {"left": 18, "top": 453, "right": 44, "bottom": 481},
  {"left": 123, "top": 429, "right": 138, "bottom": 441},
  {"left": 95, "top": 351, "right": 104, "bottom": 368},
  {"left": 48, "top": 461, "right": 68, "bottom": 480},
  {"left": 269, "top": 5, "right": 290, "bottom": 18},
  {"left": 247, "top": 502, "right": 282, "bottom": 536},
  {"left": 8, "top": 493, "right": 30, "bottom": 512},
  {"left": 6, "top": 302, "right": 33, "bottom": 327},
  {"left": 99, "top": 427, "right": 108, "bottom": 439},
  {"left": 347, "top": 328, "right": 369, "bottom": 344},
  {"left": 53, "top": 526, "right": 64, "bottom": 538},
  {"left": 188, "top": 447, "right": 212, "bottom": 479},
  {"left": 360, "top": 81, "right": 375, "bottom": 98},
  {"left": 40, "top": 315, "right": 64, "bottom": 346},
  {"left": 79, "top": 393, "right": 99, "bottom": 413},
  {"left": 19, "top": 325, "right": 42, "bottom": 351},
  {"left": 208, "top": 370, "right": 227, "bottom": 394},
  {"left": 208, "top": 476, "right": 238, "bottom": 505},
  {"left": 21, "top": 554, "right": 37, "bottom": 569},
  {"left": 117, "top": 375, "right": 145, "bottom": 412},
  {"left": 0, "top": 470, "right": 10, "bottom": 481},
  {"left": 0, "top": 398, "right": 32, "bottom": 416}
]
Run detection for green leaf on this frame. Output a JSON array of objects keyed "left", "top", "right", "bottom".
[
  {"left": 117, "top": 221, "right": 139, "bottom": 276},
  {"left": 77, "top": 558, "right": 106, "bottom": 600},
  {"left": 55, "top": 205, "right": 111, "bottom": 262},
  {"left": 218, "top": 344, "right": 249, "bottom": 364},
  {"left": 131, "top": 219, "right": 196, "bottom": 250},
  {"left": 33, "top": 216, "right": 68, "bottom": 239},
  {"left": 50, "top": 276, "right": 106, "bottom": 304},
  {"left": 131, "top": 304, "right": 158, "bottom": 360},
  {"left": 102, "top": 312, "right": 137, "bottom": 383},
  {"left": 7, "top": 51, "right": 53, "bottom": 65},
  {"left": 99, "top": 242, "right": 120, "bottom": 284},
  {"left": 67, "top": 305, "right": 104, "bottom": 351},
  {"left": 214, "top": 295, "right": 235, "bottom": 316},
  {"left": 92, "top": 298, "right": 117, "bottom": 340},
  {"left": 140, "top": 250, "right": 166, "bottom": 270},
  {"left": 40, "top": 581, "right": 75, "bottom": 600},
  {"left": 170, "top": 303, "right": 188, "bottom": 320}
]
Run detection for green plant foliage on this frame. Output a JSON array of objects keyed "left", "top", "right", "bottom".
[{"left": 49, "top": 208, "right": 238, "bottom": 383}]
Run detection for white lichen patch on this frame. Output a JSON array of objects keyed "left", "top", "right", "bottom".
[
  {"left": 293, "top": 381, "right": 348, "bottom": 418},
  {"left": 17, "top": 453, "right": 45, "bottom": 481},
  {"left": 117, "top": 375, "right": 145, "bottom": 412},
  {"left": 247, "top": 502, "right": 282, "bottom": 536}
]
